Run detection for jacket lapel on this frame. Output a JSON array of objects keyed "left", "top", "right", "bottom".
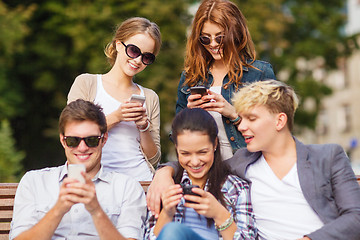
[{"left": 295, "top": 137, "right": 317, "bottom": 207}]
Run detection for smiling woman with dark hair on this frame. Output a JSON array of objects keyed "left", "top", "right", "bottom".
[{"left": 144, "top": 108, "right": 256, "bottom": 240}]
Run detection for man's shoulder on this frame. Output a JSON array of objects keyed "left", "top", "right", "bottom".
[
  {"left": 296, "top": 138, "right": 343, "bottom": 157},
  {"left": 230, "top": 147, "right": 260, "bottom": 162},
  {"left": 23, "top": 166, "right": 63, "bottom": 179}
]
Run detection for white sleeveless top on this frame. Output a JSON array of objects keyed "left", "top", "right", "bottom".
[
  {"left": 246, "top": 155, "right": 324, "bottom": 240},
  {"left": 209, "top": 86, "right": 233, "bottom": 161},
  {"left": 94, "top": 75, "right": 153, "bottom": 181}
]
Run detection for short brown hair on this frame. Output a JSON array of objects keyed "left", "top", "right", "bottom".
[
  {"left": 233, "top": 80, "right": 299, "bottom": 131},
  {"left": 59, "top": 99, "right": 107, "bottom": 135}
]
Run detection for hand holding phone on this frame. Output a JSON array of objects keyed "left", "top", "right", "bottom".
[
  {"left": 182, "top": 184, "right": 200, "bottom": 204},
  {"left": 129, "top": 94, "right": 146, "bottom": 105},
  {"left": 68, "top": 164, "right": 86, "bottom": 184},
  {"left": 190, "top": 86, "right": 207, "bottom": 97}
]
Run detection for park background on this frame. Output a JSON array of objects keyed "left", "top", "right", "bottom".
[{"left": 0, "top": 0, "right": 359, "bottom": 182}]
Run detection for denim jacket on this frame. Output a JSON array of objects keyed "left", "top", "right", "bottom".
[{"left": 176, "top": 60, "right": 276, "bottom": 152}]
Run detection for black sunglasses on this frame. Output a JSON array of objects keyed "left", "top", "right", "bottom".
[
  {"left": 199, "top": 35, "right": 225, "bottom": 45},
  {"left": 63, "top": 135, "right": 103, "bottom": 148},
  {"left": 121, "top": 42, "right": 155, "bottom": 65}
]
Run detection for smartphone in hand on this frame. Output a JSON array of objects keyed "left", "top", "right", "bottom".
[
  {"left": 190, "top": 86, "right": 207, "bottom": 97},
  {"left": 182, "top": 184, "right": 200, "bottom": 204},
  {"left": 68, "top": 164, "right": 86, "bottom": 184},
  {"left": 129, "top": 94, "right": 146, "bottom": 105}
]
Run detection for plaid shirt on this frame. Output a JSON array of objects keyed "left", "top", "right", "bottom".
[{"left": 144, "top": 171, "right": 257, "bottom": 239}]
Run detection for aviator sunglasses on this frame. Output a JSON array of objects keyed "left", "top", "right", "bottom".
[
  {"left": 121, "top": 42, "right": 155, "bottom": 65},
  {"left": 63, "top": 135, "right": 103, "bottom": 148},
  {"left": 199, "top": 35, "right": 225, "bottom": 45}
]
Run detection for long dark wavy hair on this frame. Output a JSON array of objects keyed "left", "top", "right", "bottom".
[
  {"left": 171, "top": 108, "right": 231, "bottom": 227},
  {"left": 184, "top": 0, "right": 256, "bottom": 89}
]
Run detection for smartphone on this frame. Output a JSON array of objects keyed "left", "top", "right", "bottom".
[
  {"left": 182, "top": 184, "right": 200, "bottom": 203},
  {"left": 129, "top": 94, "right": 146, "bottom": 105},
  {"left": 68, "top": 164, "right": 86, "bottom": 184},
  {"left": 190, "top": 86, "right": 207, "bottom": 96}
]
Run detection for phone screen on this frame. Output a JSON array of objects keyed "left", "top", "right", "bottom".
[
  {"left": 129, "top": 94, "right": 146, "bottom": 105},
  {"left": 190, "top": 86, "right": 207, "bottom": 96}
]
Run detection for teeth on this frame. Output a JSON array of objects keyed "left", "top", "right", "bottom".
[
  {"left": 210, "top": 48, "right": 219, "bottom": 54},
  {"left": 77, "top": 154, "right": 90, "bottom": 159},
  {"left": 191, "top": 166, "right": 201, "bottom": 170},
  {"left": 129, "top": 62, "right": 139, "bottom": 69}
]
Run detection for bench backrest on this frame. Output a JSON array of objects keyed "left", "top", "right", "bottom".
[
  {"left": 0, "top": 181, "right": 151, "bottom": 240},
  {"left": 1, "top": 177, "right": 360, "bottom": 239}
]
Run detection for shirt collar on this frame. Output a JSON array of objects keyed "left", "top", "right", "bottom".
[{"left": 180, "top": 170, "right": 209, "bottom": 191}]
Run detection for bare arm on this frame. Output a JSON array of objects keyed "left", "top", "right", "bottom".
[
  {"left": 153, "top": 185, "right": 183, "bottom": 236},
  {"left": 146, "top": 166, "right": 175, "bottom": 218}
]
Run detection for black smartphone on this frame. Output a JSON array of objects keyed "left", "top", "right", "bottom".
[
  {"left": 182, "top": 184, "right": 200, "bottom": 203},
  {"left": 190, "top": 86, "right": 207, "bottom": 96}
]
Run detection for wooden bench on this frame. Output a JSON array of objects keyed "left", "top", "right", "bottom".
[
  {"left": 1, "top": 177, "right": 360, "bottom": 239},
  {"left": 0, "top": 181, "right": 151, "bottom": 240}
]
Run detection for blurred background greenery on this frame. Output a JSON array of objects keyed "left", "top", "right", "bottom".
[{"left": 0, "top": 0, "right": 357, "bottom": 182}]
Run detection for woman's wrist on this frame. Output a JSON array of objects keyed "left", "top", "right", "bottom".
[
  {"left": 138, "top": 119, "right": 150, "bottom": 132},
  {"left": 229, "top": 115, "right": 241, "bottom": 126},
  {"left": 214, "top": 213, "right": 234, "bottom": 232}
]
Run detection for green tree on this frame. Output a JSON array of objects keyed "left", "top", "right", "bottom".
[
  {"left": 0, "top": 120, "right": 25, "bottom": 182},
  {"left": 237, "top": 0, "right": 349, "bottom": 130},
  {"left": 0, "top": 0, "right": 353, "bottom": 174},
  {"left": 3, "top": 0, "right": 192, "bottom": 169},
  {"left": 0, "top": 1, "right": 34, "bottom": 180}
]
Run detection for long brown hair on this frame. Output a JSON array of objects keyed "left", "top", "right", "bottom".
[
  {"left": 171, "top": 108, "right": 231, "bottom": 227},
  {"left": 184, "top": 0, "right": 256, "bottom": 88},
  {"left": 104, "top": 17, "right": 161, "bottom": 66}
]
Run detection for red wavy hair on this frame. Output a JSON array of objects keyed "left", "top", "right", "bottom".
[{"left": 184, "top": 0, "right": 256, "bottom": 88}]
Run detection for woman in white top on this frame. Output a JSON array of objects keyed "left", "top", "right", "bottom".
[{"left": 67, "top": 17, "right": 161, "bottom": 181}]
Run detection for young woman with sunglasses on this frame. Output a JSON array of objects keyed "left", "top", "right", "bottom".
[
  {"left": 144, "top": 108, "right": 256, "bottom": 240},
  {"left": 176, "top": 0, "right": 276, "bottom": 160},
  {"left": 67, "top": 17, "right": 161, "bottom": 181}
]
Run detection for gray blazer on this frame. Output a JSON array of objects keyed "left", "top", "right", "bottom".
[{"left": 226, "top": 137, "right": 360, "bottom": 240}]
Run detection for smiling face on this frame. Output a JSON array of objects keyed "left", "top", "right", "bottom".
[
  {"left": 200, "top": 21, "right": 224, "bottom": 61},
  {"left": 176, "top": 130, "right": 216, "bottom": 187},
  {"left": 237, "top": 105, "right": 282, "bottom": 153},
  {"left": 115, "top": 33, "right": 156, "bottom": 78},
  {"left": 60, "top": 120, "right": 108, "bottom": 178}
]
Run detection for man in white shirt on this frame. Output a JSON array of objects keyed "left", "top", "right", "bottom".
[
  {"left": 147, "top": 80, "right": 360, "bottom": 240},
  {"left": 10, "top": 99, "right": 146, "bottom": 240}
]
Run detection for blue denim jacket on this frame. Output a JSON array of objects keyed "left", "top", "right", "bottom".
[{"left": 176, "top": 60, "right": 276, "bottom": 153}]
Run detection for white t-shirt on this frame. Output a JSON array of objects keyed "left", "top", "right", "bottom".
[
  {"left": 94, "top": 75, "right": 153, "bottom": 181},
  {"left": 209, "top": 86, "right": 233, "bottom": 161},
  {"left": 246, "top": 155, "right": 324, "bottom": 240}
]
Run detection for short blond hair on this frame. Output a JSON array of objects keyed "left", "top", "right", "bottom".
[{"left": 232, "top": 80, "right": 299, "bottom": 131}]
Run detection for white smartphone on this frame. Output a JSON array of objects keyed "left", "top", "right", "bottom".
[
  {"left": 129, "top": 94, "right": 146, "bottom": 105},
  {"left": 68, "top": 164, "right": 86, "bottom": 183}
]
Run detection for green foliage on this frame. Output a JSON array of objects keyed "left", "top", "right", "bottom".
[
  {"left": 0, "top": 120, "right": 25, "bottom": 182},
  {"left": 0, "top": 1, "right": 35, "bottom": 119},
  {"left": 0, "top": 0, "right": 352, "bottom": 172},
  {"left": 236, "top": 0, "right": 347, "bottom": 129}
]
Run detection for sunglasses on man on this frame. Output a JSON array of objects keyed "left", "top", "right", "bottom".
[
  {"left": 199, "top": 35, "right": 225, "bottom": 45},
  {"left": 63, "top": 135, "right": 103, "bottom": 148},
  {"left": 121, "top": 42, "right": 155, "bottom": 65}
]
